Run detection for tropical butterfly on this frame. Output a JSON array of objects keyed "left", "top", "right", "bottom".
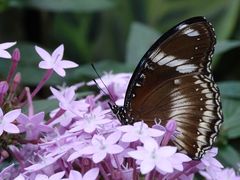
[{"left": 109, "top": 16, "right": 223, "bottom": 160}]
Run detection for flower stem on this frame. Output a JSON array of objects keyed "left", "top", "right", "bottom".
[
  {"left": 31, "top": 69, "right": 53, "bottom": 98},
  {"left": 25, "top": 87, "right": 34, "bottom": 117},
  {"left": 46, "top": 108, "right": 66, "bottom": 125}
]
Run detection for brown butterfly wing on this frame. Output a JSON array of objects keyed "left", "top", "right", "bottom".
[{"left": 124, "top": 17, "right": 223, "bottom": 159}]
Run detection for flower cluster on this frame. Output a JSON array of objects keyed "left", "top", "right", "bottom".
[{"left": 0, "top": 42, "right": 239, "bottom": 180}]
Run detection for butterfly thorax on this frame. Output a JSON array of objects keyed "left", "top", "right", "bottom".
[{"left": 109, "top": 103, "right": 134, "bottom": 125}]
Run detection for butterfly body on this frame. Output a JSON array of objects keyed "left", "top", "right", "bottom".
[{"left": 110, "top": 16, "right": 223, "bottom": 159}]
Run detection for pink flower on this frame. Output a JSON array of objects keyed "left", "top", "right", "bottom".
[
  {"left": 35, "top": 44, "right": 78, "bottom": 77},
  {"left": 69, "top": 106, "right": 112, "bottom": 133},
  {"left": 34, "top": 171, "right": 65, "bottom": 180},
  {"left": 88, "top": 72, "right": 131, "bottom": 100},
  {"left": 199, "top": 148, "right": 224, "bottom": 178},
  {"left": 0, "top": 108, "right": 21, "bottom": 136},
  {"left": 64, "top": 168, "right": 99, "bottom": 180},
  {"left": 128, "top": 138, "right": 191, "bottom": 174},
  {"left": 0, "top": 42, "right": 16, "bottom": 59},
  {"left": 49, "top": 108, "right": 75, "bottom": 127},
  {"left": 50, "top": 86, "right": 89, "bottom": 114},
  {"left": 83, "top": 131, "right": 123, "bottom": 163},
  {"left": 25, "top": 153, "right": 64, "bottom": 172},
  {"left": 17, "top": 112, "right": 52, "bottom": 140},
  {"left": 117, "top": 121, "right": 164, "bottom": 143},
  {"left": 215, "top": 168, "right": 240, "bottom": 180}
]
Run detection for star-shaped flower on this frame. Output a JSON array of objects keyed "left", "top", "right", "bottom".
[
  {"left": 0, "top": 108, "right": 21, "bottom": 136},
  {"left": 25, "top": 153, "right": 64, "bottom": 172},
  {"left": 33, "top": 171, "right": 65, "bottom": 180},
  {"left": 82, "top": 131, "right": 123, "bottom": 163},
  {"left": 65, "top": 168, "right": 99, "bottom": 180},
  {"left": 128, "top": 138, "right": 191, "bottom": 174},
  {"left": 69, "top": 106, "right": 112, "bottom": 133},
  {"left": 88, "top": 72, "right": 131, "bottom": 100},
  {"left": 0, "top": 42, "right": 16, "bottom": 59},
  {"left": 118, "top": 121, "right": 164, "bottom": 143},
  {"left": 199, "top": 147, "right": 224, "bottom": 178},
  {"left": 50, "top": 86, "right": 89, "bottom": 114},
  {"left": 35, "top": 44, "right": 78, "bottom": 77},
  {"left": 17, "top": 112, "right": 52, "bottom": 140}
]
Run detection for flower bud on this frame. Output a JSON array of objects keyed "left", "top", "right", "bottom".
[
  {"left": 12, "top": 48, "right": 21, "bottom": 62},
  {"left": 0, "top": 81, "right": 9, "bottom": 94}
]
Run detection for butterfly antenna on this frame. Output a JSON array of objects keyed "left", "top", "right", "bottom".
[{"left": 91, "top": 64, "right": 115, "bottom": 102}]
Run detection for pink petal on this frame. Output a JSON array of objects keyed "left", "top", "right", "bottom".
[
  {"left": 3, "top": 123, "right": 20, "bottom": 134},
  {"left": 50, "top": 87, "right": 64, "bottom": 102},
  {"left": 39, "top": 61, "right": 52, "bottom": 69},
  {"left": 156, "top": 158, "right": 173, "bottom": 173},
  {"left": 84, "top": 123, "right": 97, "bottom": 133},
  {"left": 69, "top": 124, "right": 84, "bottom": 133},
  {"left": 157, "top": 146, "right": 177, "bottom": 157},
  {"left": 210, "top": 158, "right": 224, "bottom": 168},
  {"left": 32, "top": 112, "right": 45, "bottom": 124},
  {"left": 107, "top": 145, "right": 123, "bottom": 154},
  {"left": 83, "top": 168, "right": 99, "bottom": 180},
  {"left": 92, "top": 151, "right": 106, "bottom": 163},
  {"left": 52, "top": 44, "right": 64, "bottom": 61},
  {"left": 53, "top": 66, "right": 66, "bottom": 77},
  {"left": 92, "top": 135, "right": 105, "bottom": 146},
  {"left": 0, "top": 108, "right": 3, "bottom": 117},
  {"left": 0, "top": 42, "right": 16, "bottom": 49},
  {"left": 14, "top": 174, "right": 25, "bottom": 180},
  {"left": 60, "top": 60, "right": 78, "bottom": 68},
  {"left": 122, "top": 132, "right": 139, "bottom": 142},
  {"left": 0, "top": 126, "right": 4, "bottom": 136},
  {"left": 65, "top": 87, "right": 75, "bottom": 101},
  {"left": 174, "top": 153, "right": 191, "bottom": 162},
  {"left": 35, "top": 46, "right": 52, "bottom": 62},
  {"left": 106, "top": 131, "right": 122, "bottom": 144},
  {"left": 16, "top": 113, "right": 29, "bottom": 124},
  {"left": 67, "top": 151, "right": 82, "bottom": 162},
  {"left": 49, "top": 171, "right": 65, "bottom": 180},
  {"left": 81, "top": 146, "right": 95, "bottom": 155},
  {"left": 0, "top": 50, "right": 11, "bottom": 59},
  {"left": 117, "top": 125, "right": 134, "bottom": 132},
  {"left": 148, "top": 128, "right": 165, "bottom": 137},
  {"left": 69, "top": 170, "right": 83, "bottom": 180},
  {"left": 140, "top": 159, "right": 155, "bottom": 174},
  {"left": 35, "top": 174, "right": 48, "bottom": 180},
  {"left": 128, "top": 150, "right": 145, "bottom": 161},
  {"left": 3, "top": 109, "right": 21, "bottom": 123},
  {"left": 143, "top": 138, "right": 159, "bottom": 152}
]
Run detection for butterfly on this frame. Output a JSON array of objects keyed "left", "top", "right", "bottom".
[{"left": 109, "top": 16, "right": 223, "bottom": 160}]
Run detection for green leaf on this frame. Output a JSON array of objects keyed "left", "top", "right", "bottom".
[
  {"left": 66, "top": 60, "right": 131, "bottom": 82},
  {"left": 10, "top": 0, "right": 114, "bottom": 12},
  {"left": 215, "top": 0, "right": 240, "bottom": 40},
  {"left": 215, "top": 40, "right": 240, "bottom": 55},
  {"left": 218, "top": 81, "right": 240, "bottom": 98},
  {"left": 217, "top": 81, "right": 240, "bottom": 138},
  {"left": 23, "top": 99, "right": 58, "bottom": 114},
  {"left": 218, "top": 145, "right": 240, "bottom": 168},
  {"left": 126, "top": 22, "right": 160, "bottom": 68},
  {"left": 213, "top": 41, "right": 240, "bottom": 68},
  {"left": 221, "top": 98, "right": 240, "bottom": 139}
]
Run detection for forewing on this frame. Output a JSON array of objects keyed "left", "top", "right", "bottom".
[{"left": 124, "top": 17, "right": 223, "bottom": 159}]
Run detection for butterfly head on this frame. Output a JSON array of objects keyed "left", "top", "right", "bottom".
[{"left": 108, "top": 102, "right": 134, "bottom": 125}]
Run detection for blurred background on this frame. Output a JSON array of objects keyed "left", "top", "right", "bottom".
[{"left": 0, "top": 0, "right": 240, "bottom": 171}]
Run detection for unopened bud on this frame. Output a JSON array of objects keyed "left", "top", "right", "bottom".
[
  {"left": 12, "top": 48, "right": 21, "bottom": 62},
  {"left": 0, "top": 81, "right": 9, "bottom": 94},
  {"left": 13, "top": 73, "right": 21, "bottom": 85},
  {"left": 166, "top": 119, "right": 177, "bottom": 133}
]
